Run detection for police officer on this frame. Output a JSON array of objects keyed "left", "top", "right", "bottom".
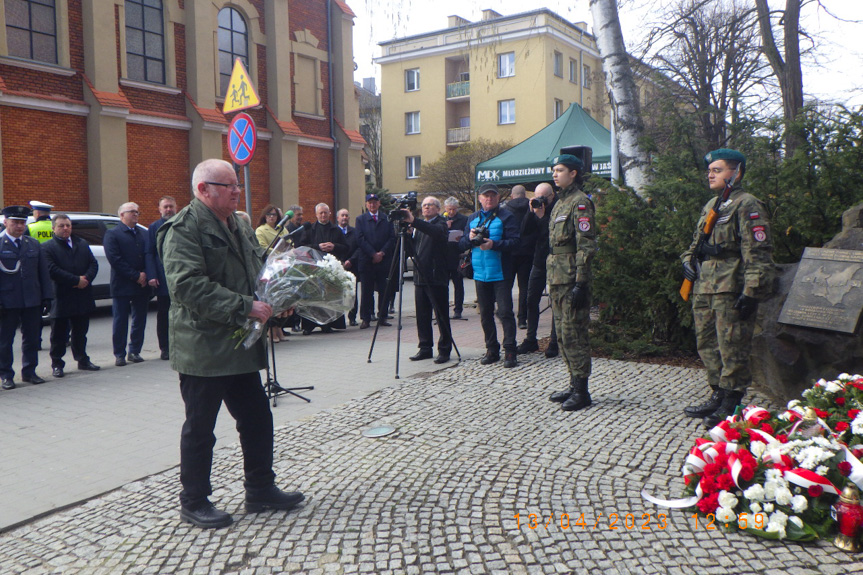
[
  {"left": 546, "top": 155, "right": 597, "bottom": 412},
  {"left": 681, "top": 149, "right": 774, "bottom": 428},
  {"left": 0, "top": 205, "right": 53, "bottom": 389},
  {"left": 27, "top": 201, "right": 54, "bottom": 243}
]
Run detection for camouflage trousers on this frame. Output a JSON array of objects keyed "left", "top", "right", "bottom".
[
  {"left": 692, "top": 293, "right": 755, "bottom": 392},
  {"left": 549, "top": 284, "right": 591, "bottom": 378}
]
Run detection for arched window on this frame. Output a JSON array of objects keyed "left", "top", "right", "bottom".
[
  {"left": 217, "top": 7, "right": 248, "bottom": 96},
  {"left": 5, "top": 0, "right": 57, "bottom": 63},
  {"left": 125, "top": 0, "right": 165, "bottom": 84}
]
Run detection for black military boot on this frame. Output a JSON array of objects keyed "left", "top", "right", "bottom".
[
  {"left": 703, "top": 390, "right": 745, "bottom": 428},
  {"left": 561, "top": 377, "right": 592, "bottom": 411},
  {"left": 683, "top": 386, "right": 725, "bottom": 418},
  {"left": 549, "top": 376, "right": 576, "bottom": 403}
]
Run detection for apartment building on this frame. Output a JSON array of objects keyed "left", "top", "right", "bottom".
[{"left": 375, "top": 8, "right": 609, "bottom": 196}]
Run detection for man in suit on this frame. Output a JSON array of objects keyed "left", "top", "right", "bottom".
[
  {"left": 285, "top": 204, "right": 308, "bottom": 248},
  {"left": 337, "top": 208, "right": 359, "bottom": 326},
  {"left": 443, "top": 197, "right": 468, "bottom": 320},
  {"left": 355, "top": 193, "right": 395, "bottom": 329},
  {"left": 146, "top": 196, "right": 177, "bottom": 360},
  {"left": 301, "top": 203, "right": 349, "bottom": 334},
  {"left": 0, "top": 205, "right": 53, "bottom": 390},
  {"left": 403, "top": 197, "right": 452, "bottom": 363},
  {"left": 104, "top": 202, "right": 149, "bottom": 366},
  {"left": 43, "top": 213, "right": 100, "bottom": 377}
]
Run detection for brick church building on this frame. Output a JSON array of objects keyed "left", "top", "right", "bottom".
[{"left": 0, "top": 0, "right": 366, "bottom": 223}]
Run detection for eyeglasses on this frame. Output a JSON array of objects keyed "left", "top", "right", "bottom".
[
  {"left": 265, "top": 212, "right": 278, "bottom": 217},
  {"left": 205, "top": 182, "right": 241, "bottom": 191}
]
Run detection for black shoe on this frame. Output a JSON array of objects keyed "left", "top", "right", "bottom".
[
  {"left": 378, "top": 320, "right": 392, "bottom": 327},
  {"left": 480, "top": 351, "right": 500, "bottom": 365},
  {"left": 160, "top": 350, "right": 170, "bottom": 361},
  {"left": 52, "top": 367, "right": 64, "bottom": 378},
  {"left": 22, "top": 374, "right": 45, "bottom": 384},
  {"left": 115, "top": 356, "right": 127, "bottom": 367},
  {"left": 684, "top": 388, "right": 725, "bottom": 418},
  {"left": 127, "top": 353, "right": 144, "bottom": 363},
  {"left": 78, "top": 360, "right": 101, "bottom": 371},
  {"left": 503, "top": 352, "right": 518, "bottom": 368},
  {"left": 518, "top": 320, "right": 528, "bottom": 330},
  {"left": 2, "top": 378, "right": 15, "bottom": 390},
  {"left": 549, "top": 387, "right": 573, "bottom": 403},
  {"left": 349, "top": 319, "right": 359, "bottom": 327},
  {"left": 452, "top": 311, "right": 462, "bottom": 320},
  {"left": 410, "top": 349, "right": 433, "bottom": 361},
  {"left": 516, "top": 339, "right": 539, "bottom": 354},
  {"left": 360, "top": 320, "right": 370, "bottom": 329},
  {"left": 245, "top": 486, "right": 305, "bottom": 513},
  {"left": 561, "top": 377, "right": 592, "bottom": 411},
  {"left": 545, "top": 346, "right": 559, "bottom": 358},
  {"left": 322, "top": 326, "right": 334, "bottom": 333},
  {"left": 704, "top": 391, "right": 745, "bottom": 429},
  {"left": 433, "top": 355, "right": 450, "bottom": 364},
  {"left": 302, "top": 328, "right": 313, "bottom": 335},
  {"left": 179, "top": 502, "right": 233, "bottom": 529}
]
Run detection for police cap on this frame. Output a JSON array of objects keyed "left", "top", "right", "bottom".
[
  {"left": 29, "top": 200, "right": 53, "bottom": 211},
  {"left": 3, "top": 205, "right": 32, "bottom": 220},
  {"left": 704, "top": 148, "right": 746, "bottom": 169},
  {"left": 551, "top": 154, "right": 583, "bottom": 172}
]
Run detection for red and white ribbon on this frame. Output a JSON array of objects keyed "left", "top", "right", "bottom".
[{"left": 783, "top": 468, "right": 839, "bottom": 495}]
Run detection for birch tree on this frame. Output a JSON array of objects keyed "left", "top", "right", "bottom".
[{"left": 589, "top": 0, "right": 652, "bottom": 194}]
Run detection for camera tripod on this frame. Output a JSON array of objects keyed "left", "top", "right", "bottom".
[
  {"left": 367, "top": 219, "right": 461, "bottom": 378},
  {"left": 262, "top": 232, "right": 314, "bottom": 407}
]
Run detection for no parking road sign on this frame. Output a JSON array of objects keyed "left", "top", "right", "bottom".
[{"left": 228, "top": 113, "right": 257, "bottom": 166}]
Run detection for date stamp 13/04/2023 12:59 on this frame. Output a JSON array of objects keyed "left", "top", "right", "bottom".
[{"left": 513, "top": 511, "right": 769, "bottom": 532}]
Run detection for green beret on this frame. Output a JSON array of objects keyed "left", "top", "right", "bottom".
[
  {"left": 704, "top": 148, "right": 746, "bottom": 169},
  {"left": 551, "top": 154, "right": 583, "bottom": 172}
]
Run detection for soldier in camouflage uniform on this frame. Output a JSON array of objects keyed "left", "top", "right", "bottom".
[
  {"left": 681, "top": 149, "right": 774, "bottom": 428},
  {"left": 546, "top": 154, "right": 598, "bottom": 412}
]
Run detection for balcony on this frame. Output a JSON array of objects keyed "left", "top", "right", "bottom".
[
  {"left": 447, "top": 127, "right": 470, "bottom": 145},
  {"left": 446, "top": 81, "right": 470, "bottom": 100}
]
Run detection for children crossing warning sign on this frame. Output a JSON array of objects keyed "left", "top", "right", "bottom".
[{"left": 222, "top": 58, "right": 260, "bottom": 113}]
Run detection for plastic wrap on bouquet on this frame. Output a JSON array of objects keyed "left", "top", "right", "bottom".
[{"left": 232, "top": 245, "right": 356, "bottom": 349}]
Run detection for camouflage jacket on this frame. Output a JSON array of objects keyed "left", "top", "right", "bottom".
[
  {"left": 680, "top": 187, "right": 774, "bottom": 298},
  {"left": 546, "top": 183, "right": 597, "bottom": 285}
]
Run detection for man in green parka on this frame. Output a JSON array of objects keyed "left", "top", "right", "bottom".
[{"left": 158, "top": 159, "right": 304, "bottom": 529}]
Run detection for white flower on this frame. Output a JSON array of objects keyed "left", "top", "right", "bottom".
[
  {"left": 825, "top": 380, "right": 844, "bottom": 394},
  {"left": 815, "top": 378, "right": 828, "bottom": 387},
  {"left": 852, "top": 412, "right": 863, "bottom": 436},
  {"left": 816, "top": 465, "right": 829, "bottom": 476},
  {"left": 718, "top": 491, "right": 738, "bottom": 509},
  {"left": 838, "top": 373, "right": 852, "bottom": 381},
  {"left": 764, "top": 481, "right": 778, "bottom": 501},
  {"left": 774, "top": 486, "right": 793, "bottom": 506},
  {"left": 716, "top": 506, "right": 736, "bottom": 524},
  {"left": 788, "top": 400, "right": 802, "bottom": 409},
  {"left": 765, "top": 522, "right": 786, "bottom": 539},
  {"left": 789, "top": 516, "right": 804, "bottom": 528},
  {"left": 744, "top": 484, "right": 765, "bottom": 502},
  {"left": 790, "top": 495, "right": 808, "bottom": 513},
  {"left": 764, "top": 503, "right": 775, "bottom": 513},
  {"left": 765, "top": 469, "right": 783, "bottom": 482},
  {"left": 769, "top": 510, "right": 789, "bottom": 527},
  {"left": 750, "top": 502, "right": 762, "bottom": 513}
]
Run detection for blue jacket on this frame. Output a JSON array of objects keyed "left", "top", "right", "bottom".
[
  {"left": 459, "top": 208, "right": 520, "bottom": 282},
  {"left": 104, "top": 223, "right": 149, "bottom": 298},
  {"left": 0, "top": 233, "right": 53, "bottom": 308},
  {"left": 146, "top": 217, "right": 169, "bottom": 297}
]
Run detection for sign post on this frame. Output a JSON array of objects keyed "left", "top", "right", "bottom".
[{"left": 228, "top": 112, "right": 257, "bottom": 213}]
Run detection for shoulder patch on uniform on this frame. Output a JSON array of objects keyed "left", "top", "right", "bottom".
[
  {"left": 749, "top": 212, "right": 760, "bottom": 219},
  {"left": 717, "top": 215, "right": 732, "bottom": 225},
  {"left": 554, "top": 215, "right": 567, "bottom": 223},
  {"left": 577, "top": 204, "right": 587, "bottom": 210},
  {"left": 578, "top": 217, "right": 591, "bottom": 232},
  {"left": 752, "top": 225, "right": 766, "bottom": 242},
  {"left": 720, "top": 199, "right": 733, "bottom": 210}
]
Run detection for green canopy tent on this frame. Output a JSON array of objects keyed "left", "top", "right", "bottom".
[{"left": 474, "top": 103, "right": 612, "bottom": 188}]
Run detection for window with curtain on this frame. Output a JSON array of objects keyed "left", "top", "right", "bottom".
[{"left": 218, "top": 7, "right": 248, "bottom": 96}]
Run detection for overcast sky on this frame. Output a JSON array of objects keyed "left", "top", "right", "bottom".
[{"left": 349, "top": 0, "right": 863, "bottom": 108}]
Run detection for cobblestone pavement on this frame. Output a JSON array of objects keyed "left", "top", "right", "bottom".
[{"left": 3, "top": 353, "right": 863, "bottom": 574}]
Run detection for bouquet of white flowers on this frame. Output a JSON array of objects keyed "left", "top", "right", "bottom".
[{"left": 233, "top": 245, "right": 356, "bottom": 349}]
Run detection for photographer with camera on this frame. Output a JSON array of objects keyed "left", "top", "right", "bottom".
[
  {"left": 400, "top": 197, "right": 453, "bottom": 364},
  {"left": 516, "top": 182, "right": 559, "bottom": 357},
  {"left": 458, "top": 184, "right": 520, "bottom": 368}
]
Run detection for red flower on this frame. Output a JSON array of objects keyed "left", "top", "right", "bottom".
[
  {"left": 849, "top": 409, "right": 861, "bottom": 420},
  {"left": 852, "top": 448, "right": 863, "bottom": 460},
  {"left": 836, "top": 421, "right": 850, "bottom": 433},
  {"left": 717, "top": 473, "right": 735, "bottom": 491},
  {"left": 700, "top": 475, "right": 717, "bottom": 494},
  {"left": 808, "top": 485, "right": 824, "bottom": 497},
  {"left": 703, "top": 462, "right": 722, "bottom": 477},
  {"left": 740, "top": 466, "right": 755, "bottom": 482},
  {"left": 776, "top": 434, "right": 788, "bottom": 444},
  {"left": 726, "top": 428, "right": 741, "bottom": 441},
  {"left": 814, "top": 408, "right": 829, "bottom": 419},
  {"left": 760, "top": 423, "right": 774, "bottom": 434},
  {"left": 838, "top": 461, "right": 853, "bottom": 477},
  {"left": 836, "top": 397, "right": 846, "bottom": 406},
  {"left": 697, "top": 492, "right": 720, "bottom": 514}
]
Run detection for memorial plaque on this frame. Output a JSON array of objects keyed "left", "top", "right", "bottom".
[{"left": 778, "top": 247, "right": 863, "bottom": 334}]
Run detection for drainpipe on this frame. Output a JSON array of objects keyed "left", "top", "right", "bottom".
[{"left": 327, "top": 0, "right": 340, "bottom": 211}]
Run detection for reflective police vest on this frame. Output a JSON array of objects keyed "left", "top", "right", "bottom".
[{"left": 27, "top": 219, "right": 53, "bottom": 243}]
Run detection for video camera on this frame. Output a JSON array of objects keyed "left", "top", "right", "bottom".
[
  {"left": 388, "top": 191, "right": 418, "bottom": 222},
  {"left": 530, "top": 196, "right": 547, "bottom": 209}
]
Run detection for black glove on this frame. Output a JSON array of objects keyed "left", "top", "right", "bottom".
[
  {"left": 682, "top": 261, "right": 697, "bottom": 282},
  {"left": 733, "top": 294, "right": 758, "bottom": 321},
  {"left": 41, "top": 300, "right": 52, "bottom": 316},
  {"left": 697, "top": 242, "right": 721, "bottom": 258},
  {"left": 569, "top": 282, "right": 589, "bottom": 310}
]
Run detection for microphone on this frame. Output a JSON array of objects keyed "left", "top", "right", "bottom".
[
  {"left": 288, "top": 221, "right": 312, "bottom": 236},
  {"left": 276, "top": 210, "right": 293, "bottom": 229}
]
